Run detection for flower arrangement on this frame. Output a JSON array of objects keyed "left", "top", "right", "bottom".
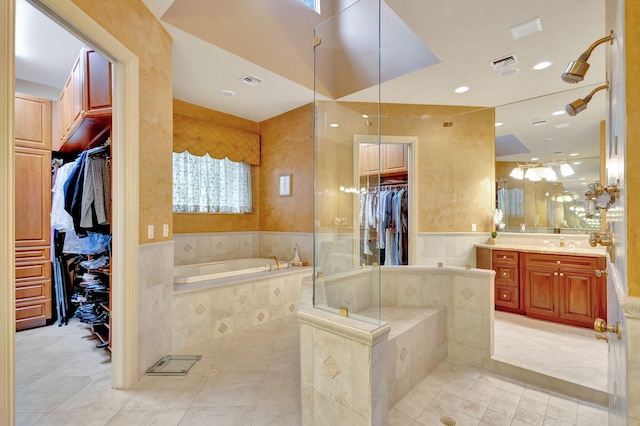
[{"left": 491, "top": 208, "right": 504, "bottom": 238}]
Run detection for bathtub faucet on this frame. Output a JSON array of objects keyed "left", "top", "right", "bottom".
[{"left": 271, "top": 255, "right": 281, "bottom": 270}]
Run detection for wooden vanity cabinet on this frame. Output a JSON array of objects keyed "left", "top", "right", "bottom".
[
  {"left": 523, "top": 253, "right": 606, "bottom": 328},
  {"left": 492, "top": 250, "right": 523, "bottom": 313},
  {"left": 54, "top": 47, "right": 112, "bottom": 153}
]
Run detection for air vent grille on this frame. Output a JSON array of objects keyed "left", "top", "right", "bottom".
[
  {"left": 490, "top": 54, "right": 518, "bottom": 70},
  {"left": 240, "top": 74, "right": 263, "bottom": 86}
]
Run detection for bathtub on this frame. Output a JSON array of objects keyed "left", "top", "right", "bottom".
[{"left": 174, "top": 258, "right": 290, "bottom": 285}]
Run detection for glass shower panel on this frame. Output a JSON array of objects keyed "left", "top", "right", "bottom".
[{"left": 313, "top": 0, "right": 382, "bottom": 325}]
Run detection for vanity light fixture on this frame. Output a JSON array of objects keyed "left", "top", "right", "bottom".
[
  {"left": 565, "top": 84, "right": 608, "bottom": 116},
  {"left": 560, "top": 162, "right": 575, "bottom": 177},
  {"left": 509, "top": 161, "right": 574, "bottom": 181},
  {"left": 561, "top": 31, "right": 613, "bottom": 83}
]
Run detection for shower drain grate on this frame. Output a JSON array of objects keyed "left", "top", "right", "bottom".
[
  {"left": 146, "top": 355, "right": 201, "bottom": 376},
  {"left": 440, "top": 416, "right": 457, "bottom": 425}
]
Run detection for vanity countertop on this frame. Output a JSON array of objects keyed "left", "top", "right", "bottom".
[{"left": 475, "top": 243, "right": 606, "bottom": 258}]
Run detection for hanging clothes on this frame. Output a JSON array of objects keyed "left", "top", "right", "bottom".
[{"left": 63, "top": 145, "right": 111, "bottom": 236}]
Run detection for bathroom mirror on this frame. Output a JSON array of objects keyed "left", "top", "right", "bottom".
[{"left": 494, "top": 86, "right": 604, "bottom": 233}]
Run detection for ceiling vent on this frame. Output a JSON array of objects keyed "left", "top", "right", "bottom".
[
  {"left": 490, "top": 54, "right": 518, "bottom": 70},
  {"left": 240, "top": 74, "right": 263, "bottom": 87},
  {"left": 532, "top": 119, "right": 547, "bottom": 126}
]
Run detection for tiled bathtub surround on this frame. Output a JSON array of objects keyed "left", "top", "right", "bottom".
[
  {"left": 300, "top": 266, "right": 494, "bottom": 425},
  {"left": 173, "top": 232, "right": 313, "bottom": 267},
  {"left": 172, "top": 268, "right": 311, "bottom": 350}
]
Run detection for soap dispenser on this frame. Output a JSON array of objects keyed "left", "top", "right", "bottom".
[{"left": 292, "top": 246, "right": 301, "bottom": 266}]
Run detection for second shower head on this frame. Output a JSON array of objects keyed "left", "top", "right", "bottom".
[{"left": 561, "top": 31, "right": 613, "bottom": 84}]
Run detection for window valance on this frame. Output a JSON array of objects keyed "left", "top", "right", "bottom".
[{"left": 173, "top": 113, "right": 261, "bottom": 166}]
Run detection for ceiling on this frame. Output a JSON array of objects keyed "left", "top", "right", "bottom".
[{"left": 15, "top": 0, "right": 607, "bottom": 189}]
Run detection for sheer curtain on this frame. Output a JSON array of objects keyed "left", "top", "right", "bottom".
[{"left": 173, "top": 151, "right": 252, "bottom": 213}]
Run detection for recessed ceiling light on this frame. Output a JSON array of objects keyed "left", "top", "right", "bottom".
[
  {"left": 454, "top": 86, "right": 469, "bottom": 94},
  {"left": 570, "top": 153, "right": 579, "bottom": 156},
  {"left": 573, "top": 161, "right": 582, "bottom": 165},
  {"left": 500, "top": 68, "right": 519, "bottom": 77},
  {"left": 580, "top": 177, "right": 586, "bottom": 180},
  {"left": 495, "top": 122, "right": 504, "bottom": 127},
  {"left": 555, "top": 123, "right": 570, "bottom": 128},
  {"left": 542, "top": 137, "right": 554, "bottom": 142},
  {"left": 531, "top": 157, "right": 539, "bottom": 161},
  {"left": 552, "top": 110, "right": 565, "bottom": 116},
  {"left": 330, "top": 123, "right": 339, "bottom": 128},
  {"left": 532, "top": 61, "right": 552, "bottom": 70},
  {"left": 362, "top": 114, "right": 369, "bottom": 118},
  {"left": 220, "top": 89, "right": 235, "bottom": 97}
]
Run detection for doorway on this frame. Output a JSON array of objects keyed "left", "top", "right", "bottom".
[
  {"left": 2, "top": 1, "right": 140, "bottom": 422},
  {"left": 354, "top": 135, "right": 418, "bottom": 267}
]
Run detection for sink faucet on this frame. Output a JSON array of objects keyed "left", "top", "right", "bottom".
[
  {"left": 271, "top": 255, "right": 281, "bottom": 270},
  {"left": 560, "top": 237, "right": 565, "bottom": 248}
]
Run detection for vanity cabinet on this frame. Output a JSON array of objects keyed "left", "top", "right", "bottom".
[
  {"left": 53, "top": 47, "right": 112, "bottom": 153},
  {"left": 523, "top": 253, "right": 606, "bottom": 328},
  {"left": 359, "top": 144, "right": 408, "bottom": 177},
  {"left": 492, "top": 250, "right": 523, "bottom": 313}
]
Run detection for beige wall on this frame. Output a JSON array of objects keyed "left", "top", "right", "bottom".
[
  {"left": 626, "top": 1, "right": 640, "bottom": 297},
  {"left": 172, "top": 99, "right": 260, "bottom": 233},
  {"left": 340, "top": 102, "right": 495, "bottom": 232},
  {"left": 258, "top": 104, "right": 314, "bottom": 233},
  {"left": 71, "top": 0, "right": 173, "bottom": 244}
]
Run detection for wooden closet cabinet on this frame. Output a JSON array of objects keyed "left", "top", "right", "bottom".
[
  {"left": 54, "top": 47, "right": 112, "bottom": 153},
  {"left": 359, "top": 144, "right": 408, "bottom": 177},
  {"left": 14, "top": 94, "right": 52, "bottom": 331},
  {"left": 523, "top": 253, "right": 606, "bottom": 328}
]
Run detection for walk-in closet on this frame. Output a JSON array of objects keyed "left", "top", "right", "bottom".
[
  {"left": 358, "top": 142, "right": 410, "bottom": 266},
  {"left": 14, "top": 45, "right": 113, "bottom": 353}
]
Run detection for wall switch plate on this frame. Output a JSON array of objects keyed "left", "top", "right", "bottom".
[
  {"left": 148, "top": 225, "right": 154, "bottom": 239},
  {"left": 471, "top": 223, "right": 476, "bottom": 232},
  {"left": 163, "top": 224, "right": 169, "bottom": 237}
]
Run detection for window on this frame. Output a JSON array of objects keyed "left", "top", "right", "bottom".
[
  {"left": 172, "top": 151, "right": 252, "bottom": 213},
  {"left": 300, "top": 0, "right": 320, "bottom": 13}
]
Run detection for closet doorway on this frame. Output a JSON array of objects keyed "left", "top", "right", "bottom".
[
  {"left": 354, "top": 135, "right": 418, "bottom": 266},
  {"left": 6, "top": 0, "right": 141, "bottom": 400}
]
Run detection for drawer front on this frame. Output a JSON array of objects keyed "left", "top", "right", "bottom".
[
  {"left": 16, "top": 279, "right": 51, "bottom": 301},
  {"left": 15, "top": 301, "right": 49, "bottom": 331},
  {"left": 16, "top": 246, "right": 50, "bottom": 262},
  {"left": 492, "top": 250, "right": 518, "bottom": 265},
  {"left": 495, "top": 285, "right": 519, "bottom": 309},
  {"left": 15, "top": 261, "right": 51, "bottom": 281},
  {"left": 495, "top": 265, "right": 518, "bottom": 285},
  {"left": 524, "top": 252, "right": 599, "bottom": 269}
]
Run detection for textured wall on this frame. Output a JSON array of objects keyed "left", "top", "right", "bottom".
[
  {"left": 172, "top": 100, "right": 260, "bottom": 233},
  {"left": 259, "top": 104, "right": 314, "bottom": 232},
  {"left": 71, "top": 0, "right": 173, "bottom": 244}
]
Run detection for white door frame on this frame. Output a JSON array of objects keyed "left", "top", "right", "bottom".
[{"left": 1, "top": 1, "right": 140, "bottom": 422}]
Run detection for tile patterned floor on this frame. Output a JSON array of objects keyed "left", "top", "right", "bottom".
[{"left": 15, "top": 315, "right": 609, "bottom": 425}]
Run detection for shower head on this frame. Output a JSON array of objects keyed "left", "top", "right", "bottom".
[
  {"left": 561, "top": 32, "right": 614, "bottom": 83},
  {"left": 565, "top": 84, "right": 608, "bottom": 116}
]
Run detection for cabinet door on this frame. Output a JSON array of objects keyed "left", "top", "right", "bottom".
[
  {"left": 524, "top": 265, "right": 558, "bottom": 319},
  {"left": 84, "top": 49, "right": 112, "bottom": 112},
  {"left": 558, "top": 268, "right": 597, "bottom": 326},
  {"left": 360, "top": 144, "right": 380, "bottom": 175},
  {"left": 384, "top": 144, "right": 408, "bottom": 174},
  {"left": 14, "top": 94, "right": 51, "bottom": 150},
  {"left": 15, "top": 147, "right": 51, "bottom": 247}
]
